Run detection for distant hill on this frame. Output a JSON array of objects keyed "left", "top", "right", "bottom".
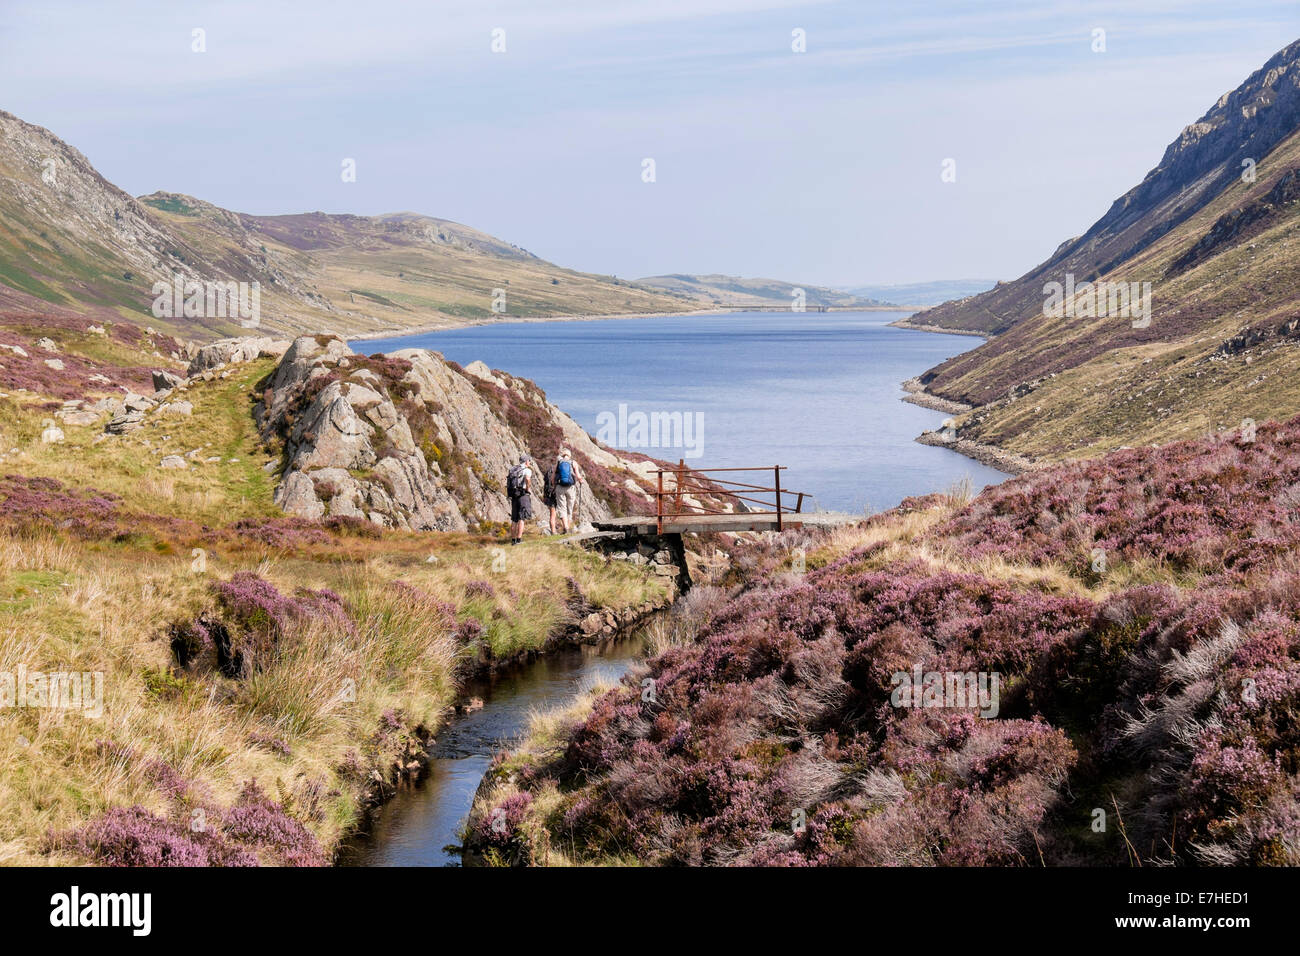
[
  {"left": 635, "top": 273, "right": 894, "bottom": 309},
  {"left": 840, "top": 279, "right": 996, "bottom": 307},
  {"left": 0, "top": 109, "right": 695, "bottom": 341},
  {"left": 909, "top": 38, "right": 1300, "bottom": 463}
]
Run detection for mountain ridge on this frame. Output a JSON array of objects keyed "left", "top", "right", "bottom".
[
  {"left": 0, "top": 109, "right": 697, "bottom": 341},
  {"left": 906, "top": 37, "right": 1300, "bottom": 464}
]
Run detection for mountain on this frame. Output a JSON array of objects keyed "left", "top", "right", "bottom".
[
  {"left": 635, "top": 273, "right": 894, "bottom": 309},
  {"left": 907, "top": 39, "right": 1300, "bottom": 463},
  {"left": 843, "top": 279, "right": 996, "bottom": 307},
  {"left": 0, "top": 109, "right": 695, "bottom": 341}
]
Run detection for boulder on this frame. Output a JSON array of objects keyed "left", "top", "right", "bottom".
[
  {"left": 159, "top": 455, "right": 188, "bottom": 469},
  {"left": 152, "top": 370, "right": 185, "bottom": 391},
  {"left": 58, "top": 409, "right": 101, "bottom": 427},
  {"left": 186, "top": 336, "right": 276, "bottom": 376},
  {"left": 105, "top": 412, "right": 145, "bottom": 434},
  {"left": 158, "top": 401, "right": 193, "bottom": 416}
]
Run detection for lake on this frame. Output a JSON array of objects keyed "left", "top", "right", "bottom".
[{"left": 354, "top": 310, "right": 1006, "bottom": 513}]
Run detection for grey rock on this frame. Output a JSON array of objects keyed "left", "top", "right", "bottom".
[
  {"left": 274, "top": 471, "right": 324, "bottom": 519},
  {"left": 105, "top": 412, "right": 145, "bottom": 434},
  {"left": 58, "top": 409, "right": 101, "bottom": 426},
  {"left": 152, "top": 370, "right": 185, "bottom": 391}
]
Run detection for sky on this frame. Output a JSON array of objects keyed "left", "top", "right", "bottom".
[{"left": 1, "top": 1, "right": 1297, "bottom": 286}]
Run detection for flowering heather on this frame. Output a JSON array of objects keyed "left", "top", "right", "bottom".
[
  {"left": 477, "top": 417, "right": 1300, "bottom": 866},
  {"left": 52, "top": 807, "right": 259, "bottom": 867},
  {"left": 53, "top": 780, "right": 325, "bottom": 866},
  {"left": 469, "top": 791, "right": 534, "bottom": 865},
  {"left": 190, "top": 572, "right": 355, "bottom": 675},
  {"left": 248, "top": 731, "right": 293, "bottom": 757},
  {"left": 220, "top": 782, "right": 327, "bottom": 866},
  {"left": 226, "top": 516, "right": 332, "bottom": 550},
  {"left": 463, "top": 578, "right": 496, "bottom": 599},
  {"left": 0, "top": 475, "right": 123, "bottom": 539},
  {"left": 0, "top": 316, "right": 161, "bottom": 399},
  {"left": 931, "top": 414, "right": 1300, "bottom": 574}
]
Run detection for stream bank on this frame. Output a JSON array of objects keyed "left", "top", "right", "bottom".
[{"left": 337, "top": 621, "right": 656, "bottom": 866}]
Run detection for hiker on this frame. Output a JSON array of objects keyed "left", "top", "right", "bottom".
[
  {"left": 552, "top": 448, "right": 584, "bottom": 533},
  {"left": 542, "top": 457, "right": 559, "bottom": 534},
  {"left": 506, "top": 454, "right": 533, "bottom": 544}
]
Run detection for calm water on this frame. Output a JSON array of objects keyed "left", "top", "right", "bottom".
[{"left": 356, "top": 310, "right": 1006, "bottom": 512}]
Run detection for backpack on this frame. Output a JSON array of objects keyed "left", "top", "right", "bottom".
[
  {"left": 506, "top": 464, "right": 527, "bottom": 498},
  {"left": 556, "top": 459, "right": 574, "bottom": 486}
]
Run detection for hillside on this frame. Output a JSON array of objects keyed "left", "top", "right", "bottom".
[
  {"left": 467, "top": 418, "right": 1300, "bottom": 866},
  {"left": 635, "top": 273, "right": 893, "bottom": 309},
  {"left": 908, "top": 39, "right": 1300, "bottom": 463},
  {"left": 0, "top": 109, "right": 695, "bottom": 342}
]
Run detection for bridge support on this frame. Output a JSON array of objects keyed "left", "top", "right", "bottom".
[{"left": 576, "top": 529, "right": 692, "bottom": 594}]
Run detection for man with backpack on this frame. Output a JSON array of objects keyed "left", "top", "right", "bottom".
[
  {"left": 506, "top": 454, "right": 533, "bottom": 545},
  {"left": 552, "top": 448, "right": 584, "bottom": 534}
]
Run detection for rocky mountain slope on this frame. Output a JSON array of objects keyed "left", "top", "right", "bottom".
[
  {"left": 909, "top": 38, "right": 1300, "bottom": 463},
  {"left": 635, "top": 273, "right": 893, "bottom": 309},
  {"left": 0, "top": 109, "right": 695, "bottom": 341}
]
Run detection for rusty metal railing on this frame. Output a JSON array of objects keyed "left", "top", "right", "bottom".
[{"left": 652, "top": 461, "right": 806, "bottom": 533}]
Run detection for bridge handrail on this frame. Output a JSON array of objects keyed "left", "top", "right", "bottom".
[{"left": 650, "top": 462, "right": 806, "bottom": 533}]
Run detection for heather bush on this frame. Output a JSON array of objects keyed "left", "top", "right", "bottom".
[
  {"left": 220, "top": 781, "right": 327, "bottom": 866},
  {"left": 931, "top": 416, "right": 1300, "bottom": 575},
  {"left": 0, "top": 475, "right": 123, "bottom": 539},
  {"left": 172, "top": 572, "right": 356, "bottom": 677},
  {"left": 53, "top": 806, "right": 258, "bottom": 867},
  {"left": 476, "top": 416, "right": 1300, "bottom": 866}
]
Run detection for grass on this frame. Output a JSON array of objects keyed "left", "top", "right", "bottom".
[
  {"left": 1, "top": 358, "right": 280, "bottom": 525},
  {"left": 0, "top": 340, "right": 669, "bottom": 865},
  {"left": 0, "top": 515, "right": 666, "bottom": 864}
]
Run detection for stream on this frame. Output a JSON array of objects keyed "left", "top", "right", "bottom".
[{"left": 337, "top": 633, "right": 648, "bottom": 866}]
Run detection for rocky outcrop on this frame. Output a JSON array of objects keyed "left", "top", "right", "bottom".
[
  {"left": 186, "top": 337, "right": 288, "bottom": 376},
  {"left": 256, "top": 335, "right": 662, "bottom": 531}
]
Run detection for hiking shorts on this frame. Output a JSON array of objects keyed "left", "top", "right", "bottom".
[
  {"left": 556, "top": 483, "right": 578, "bottom": 522},
  {"left": 510, "top": 494, "right": 533, "bottom": 522}
]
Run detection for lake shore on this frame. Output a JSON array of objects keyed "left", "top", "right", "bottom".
[
  {"left": 895, "top": 327, "right": 1039, "bottom": 477},
  {"left": 348, "top": 305, "right": 916, "bottom": 341},
  {"left": 888, "top": 316, "right": 987, "bottom": 337}
]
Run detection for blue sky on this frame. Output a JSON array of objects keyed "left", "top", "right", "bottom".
[{"left": 2, "top": 1, "right": 1297, "bottom": 285}]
